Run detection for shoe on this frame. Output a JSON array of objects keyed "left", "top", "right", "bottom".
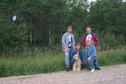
[
  {"left": 90, "top": 69, "right": 95, "bottom": 72},
  {"left": 66, "top": 68, "right": 70, "bottom": 72},
  {"left": 95, "top": 67, "right": 101, "bottom": 70}
]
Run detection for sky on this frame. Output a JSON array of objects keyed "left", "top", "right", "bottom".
[
  {"left": 88, "top": 0, "right": 96, "bottom": 2},
  {"left": 122, "top": 0, "right": 126, "bottom": 2},
  {"left": 88, "top": 0, "right": 126, "bottom": 2}
]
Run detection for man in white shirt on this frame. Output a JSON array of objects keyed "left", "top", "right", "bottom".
[{"left": 62, "top": 26, "right": 75, "bottom": 71}]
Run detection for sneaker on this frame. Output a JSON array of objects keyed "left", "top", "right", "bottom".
[
  {"left": 66, "top": 68, "right": 70, "bottom": 72},
  {"left": 90, "top": 69, "right": 95, "bottom": 72},
  {"left": 95, "top": 67, "right": 101, "bottom": 70}
]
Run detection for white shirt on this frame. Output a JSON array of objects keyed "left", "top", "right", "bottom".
[
  {"left": 68, "top": 34, "right": 71, "bottom": 41},
  {"left": 86, "top": 34, "right": 92, "bottom": 41},
  {"left": 68, "top": 34, "right": 72, "bottom": 48}
]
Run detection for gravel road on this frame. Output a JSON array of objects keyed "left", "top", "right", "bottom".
[{"left": 0, "top": 64, "right": 126, "bottom": 84}]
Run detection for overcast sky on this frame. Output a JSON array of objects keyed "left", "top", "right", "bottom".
[
  {"left": 88, "top": 0, "right": 96, "bottom": 2},
  {"left": 88, "top": 0, "right": 126, "bottom": 2}
]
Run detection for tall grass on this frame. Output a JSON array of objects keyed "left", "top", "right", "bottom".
[
  {"left": 0, "top": 52, "right": 65, "bottom": 77},
  {"left": 0, "top": 48, "right": 126, "bottom": 77},
  {"left": 97, "top": 48, "right": 126, "bottom": 66}
]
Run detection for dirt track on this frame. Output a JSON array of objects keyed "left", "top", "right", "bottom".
[{"left": 0, "top": 64, "right": 126, "bottom": 84}]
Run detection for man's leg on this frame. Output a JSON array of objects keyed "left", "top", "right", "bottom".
[
  {"left": 65, "top": 51, "right": 69, "bottom": 69},
  {"left": 69, "top": 48, "right": 73, "bottom": 69},
  {"left": 70, "top": 57, "right": 74, "bottom": 69},
  {"left": 80, "top": 56, "right": 84, "bottom": 68}
]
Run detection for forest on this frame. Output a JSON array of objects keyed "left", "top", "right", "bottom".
[
  {"left": 0, "top": 0, "right": 126, "bottom": 77},
  {"left": 0, "top": 0, "right": 126, "bottom": 51}
]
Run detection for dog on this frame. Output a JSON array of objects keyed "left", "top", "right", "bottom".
[{"left": 73, "top": 54, "right": 81, "bottom": 71}]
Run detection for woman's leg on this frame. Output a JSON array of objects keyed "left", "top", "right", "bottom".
[
  {"left": 94, "top": 58, "right": 99, "bottom": 68},
  {"left": 88, "top": 59, "right": 95, "bottom": 70}
]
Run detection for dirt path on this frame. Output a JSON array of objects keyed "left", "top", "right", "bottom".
[{"left": 0, "top": 64, "right": 126, "bottom": 84}]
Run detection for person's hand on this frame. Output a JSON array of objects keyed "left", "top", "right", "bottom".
[
  {"left": 91, "top": 40, "right": 94, "bottom": 44},
  {"left": 88, "top": 57, "right": 91, "bottom": 61},
  {"left": 73, "top": 47, "right": 75, "bottom": 50},
  {"left": 79, "top": 60, "right": 81, "bottom": 65},
  {"left": 64, "top": 48, "right": 68, "bottom": 52}
]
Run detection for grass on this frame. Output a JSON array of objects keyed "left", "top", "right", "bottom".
[
  {"left": 97, "top": 48, "right": 126, "bottom": 66},
  {"left": 0, "top": 48, "right": 126, "bottom": 77}
]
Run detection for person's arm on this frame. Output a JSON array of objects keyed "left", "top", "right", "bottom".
[
  {"left": 72, "top": 50, "right": 75, "bottom": 56},
  {"left": 62, "top": 34, "right": 67, "bottom": 51},
  {"left": 72, "top": 35, "right": 75, "bottom": 49},
  {"left": 83, "top": 47, "right": 87, "bottom": 61},
  {"left": 83, "top": 50, "right": 89, "bottom": 64},
  {"left": 79, "top": 51, "right": 83, "bottom": 59},
  {"left": 79, "top": 51, "right": 84, "bottom": 64},
  {"left": 81, "top": 35, "right": 86, "bottom": 47},
  {"left": 93, "top": 33, "right": 98, "bottom": 47}
]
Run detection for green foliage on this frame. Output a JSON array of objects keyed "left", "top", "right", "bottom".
[
  {"left": 88, "top": 0, "right": 126, "bottom": 37},
  {"left": 0, "top": 48, "right": 126, "bottom": 77},
  {"left": 95, "top": 31, "right": 125, "bottom": 50},
  {"left": 97, "top": 48, "right": 126, "bottom": 66},
  {"left": 0, "top": 52, "right": 65, "bottom": 77},
  {"left": 0, "top": 0, "right": 126, "bottom": 50},
  {"left": 0, "top": 13, "right": 31, "bottom": 51},
  {"left": 18, "top": 0, "right": 68, "bottom": 46},
  {"left": 0, "top": 0, "right": 126, "bottom": 77}
]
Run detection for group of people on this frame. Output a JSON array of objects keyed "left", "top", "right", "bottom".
[{"left": 62, "top": 26, "right": 101, "bottom": 72}]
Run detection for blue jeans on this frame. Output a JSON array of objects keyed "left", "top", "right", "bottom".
[
  {"left": 87, "top": 58, "right": 99, "bottom": 70},
  {"left": 64, "top": 48, "right": 72, "bottom": 68},
  {"left": 94, "top": 58, "right": 99, "bottom": 68}
]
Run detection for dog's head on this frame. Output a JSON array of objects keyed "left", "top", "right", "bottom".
[{"left": 73, "top": 54, "right": 79, "bottom": 61}]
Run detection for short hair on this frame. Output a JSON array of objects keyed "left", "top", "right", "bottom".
[
  {"left": 86, "top": 27, "right": 91, "bottom": 31},
  {"left": 67, "top": 25, "right": 72, "bottom": 29},
  {"left": 76, "top": 43, "right": 80, "bottom": 46}
]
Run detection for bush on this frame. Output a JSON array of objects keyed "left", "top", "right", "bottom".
[{"left": 95, "top": 31, "right": 125, "bottom": 50}]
